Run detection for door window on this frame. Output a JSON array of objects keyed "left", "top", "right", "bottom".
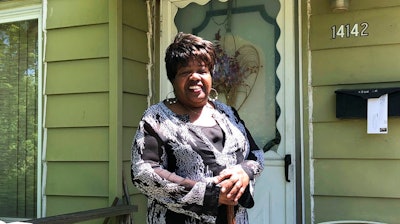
[{"left": 175, "top": 0, "right": 280, "bottom": 150}]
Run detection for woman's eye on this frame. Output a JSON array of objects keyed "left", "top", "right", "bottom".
[
  {"left": 197, "top": 69, "right": 209, "bottom": 75},
  {"left": 177, "top": 71, "right": 191, "bottom": 77}
]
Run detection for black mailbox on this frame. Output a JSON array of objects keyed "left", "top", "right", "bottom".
[{"left": 335, "top": 87, "right": 400, "bottom": 119}]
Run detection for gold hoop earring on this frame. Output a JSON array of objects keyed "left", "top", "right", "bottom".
[
  {"left": 208, "top": 88, "right": 218, "bottom": 102},
  {"left": 165, "top": 91, "right": 177, "bottom": 104}
]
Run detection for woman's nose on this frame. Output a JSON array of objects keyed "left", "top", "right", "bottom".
[{"left": 189, "top": 72, "right": 201, "bottom": 80}]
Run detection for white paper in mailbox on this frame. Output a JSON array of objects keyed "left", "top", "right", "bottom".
[{"left": 367, "top": 93, "right": 388, "bottom": 134}]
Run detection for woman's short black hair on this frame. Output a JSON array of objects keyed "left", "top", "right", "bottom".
[{"left": 164, "top": 32, "right": 216, "bottom": 83}]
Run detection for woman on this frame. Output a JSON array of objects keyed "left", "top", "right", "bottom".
[{"left": 131, "top": 32, "right": 264, "bottom": 224}]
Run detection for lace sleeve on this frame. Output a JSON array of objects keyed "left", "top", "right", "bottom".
[{"left": 131, "top": 120, "right": 220, "bottom": 220}]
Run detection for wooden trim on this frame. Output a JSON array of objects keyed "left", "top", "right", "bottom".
[{"left": 27, "top": 205, "right": 138, "bottom": 224}]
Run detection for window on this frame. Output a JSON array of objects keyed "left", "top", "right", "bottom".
[{"left": 0, "top": 5, "right": 42, "bottom": 220}]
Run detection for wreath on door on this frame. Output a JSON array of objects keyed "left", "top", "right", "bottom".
[{"left": 212, "top": 30, "right": 262, "bottom": 109}]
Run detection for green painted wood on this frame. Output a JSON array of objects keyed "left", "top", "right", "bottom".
[
  {"left": 29, "top": 205, "right": 137, "bottom": 224},
  {"left": 43, "top": 0, "right": 113, "bottom": 218},
  {"left": 311, "top": 0, "right": 400, "bottom": 15},
  {"left": 131, "top": 194, "right": 147, "bottom": 224},
  {"left": 46, "top": 127, "right": 109, "bottom": 161},
  {"left": 312, "top": 86, "right": 337, "bottom": 122},
  {"left": 122, "top": 93, "right": 148, "bottom": 127},
  {"left": 46, "top": 0, "right": 108, "bottom": 29},
  {"left": 310, "top": 7, "right": 400, "bottom": 50},
  {"left": 46, "top": 24, "right": 109, "bottom": 62},
  {"left": 46, "top": 93, "right": 109, "bottom": 127},
  {"left": 42, "top": 0, "right": 151, "bottom": 219},
  {"left": 312, "top": 45, "right": 400, "bottom": 86},
  {"left": 122, "top": 25, "right": 148, "bottom": 63},
  {"left": 314, "top": 159, "right": 400, "bottom": 198},
  {"left": 123, "top": 0, "right": 147, "bottom": 31},
  {"left": 122, "top": 127, "right": 135, "bottom": 160},
  {"left": 314, "top": 119, "right": 400, "bottom": 159},
  {"left": 307, "top": 2, "right": 400, "bottom": 224},
  {"left": 123, "top": 59, "right": 148, "bottom": 95},
  {"left": 46, "top": 162, "right": 109, "bottom": 197},
  {"left": 350, "top": 0, "right": 400, "bottom": 10},
  {"left": 123, "top": 161, "right": 140, "bottom": 195},
  {"left": 0, "top": 0, "right": 41, "bottom": 10},
  {"left": 46, "top": 196, "right": 108, "bottom": 216},
  {"left": 107, "top": 0, "right": 124, "bottom": 205},
  {"left": 46, "top": 59, "right": 109, "bottom": 94},
  {"left": 123, "top": 161, "right": 146, "bottom": 224},
  {"left": 314, "top": 196, "right": 400, "bottom": 223},
  {"left": 5, "top": 0, "right": 41, "bottom": 8}
]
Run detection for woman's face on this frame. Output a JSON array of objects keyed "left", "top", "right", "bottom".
[{"left": 173, "top": 59, "right": 212, "bottom": 108}]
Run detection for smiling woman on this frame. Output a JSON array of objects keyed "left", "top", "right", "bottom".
[
  {"left": 131, "top": 32, "right": 264, "bottom": 224},
  {"left": 169, "top": 1, "right": 295, "bottom": 223}
]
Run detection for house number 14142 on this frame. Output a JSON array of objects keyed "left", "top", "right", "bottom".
[{"left": 331, "top": 22, "right": 369, "bottom": 39}]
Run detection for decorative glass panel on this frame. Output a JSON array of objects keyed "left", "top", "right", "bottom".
[{"left": 175, "top": 0, "right": 281, "bottom": 151}]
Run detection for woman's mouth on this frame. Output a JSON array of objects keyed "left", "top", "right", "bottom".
[{"left": 189, "top": 85, "right": 202, "bottom": 92}]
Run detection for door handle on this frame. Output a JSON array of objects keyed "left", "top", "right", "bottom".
[{"left": 284, "top": 154, "right": 291, "bottom": 182}]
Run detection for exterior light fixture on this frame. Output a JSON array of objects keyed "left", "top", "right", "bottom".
[{"left": 331, "top": 0, "right": 349, "bottom": 12}]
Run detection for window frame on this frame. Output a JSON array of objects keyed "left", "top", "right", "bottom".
[{"left": 0, "top": 3, "right": 43, "bottom": 219}]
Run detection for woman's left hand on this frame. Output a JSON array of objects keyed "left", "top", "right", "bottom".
[{"left": 215, "top": 165, "right": 250, "bottom": 202}]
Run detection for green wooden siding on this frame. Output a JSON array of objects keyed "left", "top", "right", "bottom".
[
  {"left": 46, "top": 162, "right": 109, "bottom": 197},
  {"left": 44, "top": 0, "right": 149, "bottom": 222},
  {"left": 46, "top": 24, "right": 109, "bottom": 61},
  {"left": 122, "top": 0, "right": 147, "bottom": 31},
  {"left": 0, "top": 0, "right": 41, "bottom": 10},
  {"left": 46, "top": 59, "right": 109, "bottom": 94},
  {"left": 310, "top": 7, "right": 400, "bottom": 50},
  {"left": 46, "top": 0, "right": 108, "bottom": 29},
  {"left": 122, "top": 94, "right": 148, "bottom": 127},
  {"left": 46, "top": 196, "right": 108, "bottom": 218},
  {"left": 123, "top": 59, "right": 148, "bottom": 94},
  {"left": 122, "top": 26, "right": 148, "bottom": 63},
  {"left": 314, "top": 121, "right": 400, "bottom": 159},
  {"left": 314, "top": 159, "right": 400, "bottom": 198},
  {"left": 314, "top": 196, "right": 400, "bottom": 224},
  {"left": 306, "top": 0, "right": 400, "bottom": 223},
  {"left": 312, "top": 46, "right": 400, "bottom": 85},
  {"left": 121, "top": 0, "right": 149, "bottom": 223},
  {"left": 46, "top": 93, "right": 109, "bottom": 127},
  {"left": 46, "top": 127, "right": 109, "bottom": 161}
]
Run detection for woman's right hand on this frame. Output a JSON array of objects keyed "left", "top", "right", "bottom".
[
  {"left": 218, "top": 181, "right": 239, "bottom": 206},
  {"left": 215, "top": 165, "right": 250, "bottom": 204}
]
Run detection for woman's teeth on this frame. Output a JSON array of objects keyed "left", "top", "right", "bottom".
[{"left": 189, "top": 86, "right": 201, "bottom": 90}]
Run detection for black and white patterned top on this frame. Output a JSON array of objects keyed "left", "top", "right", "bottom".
[{"left": 131, "top": 100, "right": 264, "bottom": 224}]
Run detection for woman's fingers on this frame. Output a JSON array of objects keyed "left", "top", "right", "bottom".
[
  {"left": 215, "top": 170, "right": 232, "bottom": 183},
  {"left": 216, "top": 166, "right": 251, "bottom": 203},
  {"left": 218, "top": 166, "right": 249, "bottom": 199},
  {"left": 219, "top": 178, "right": 234, "bottom": 193},
  {"left": 219, "top": 178, "right": 243, "bottom": 201},
  {"left": 218, "top": 184, "right": 239, "bottom": 206},
  {"left": 234, "top": 184, "right": 247, "bottom": 202}
]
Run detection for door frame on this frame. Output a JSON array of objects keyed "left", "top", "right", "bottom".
[{"left": 158, "top": 0, "right": 299, "bottom": 223}]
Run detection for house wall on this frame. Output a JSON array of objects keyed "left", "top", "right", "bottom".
[
  {"left": 44, "top": 0, "right": 149, "bottom": 223},
  {"left": 121, "top": 0, "right": 150, "bottom": 223},
  {"left": 303, "top": 0, "right": 400, "bottom": 223}
]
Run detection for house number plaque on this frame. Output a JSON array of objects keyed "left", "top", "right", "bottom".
[{"left": 331, "top": 22, "right": 369, "bottom": 39}]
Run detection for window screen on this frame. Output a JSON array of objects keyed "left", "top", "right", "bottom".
[{"left": 0, "top": 19, "right": 38, "bottom": 219}]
